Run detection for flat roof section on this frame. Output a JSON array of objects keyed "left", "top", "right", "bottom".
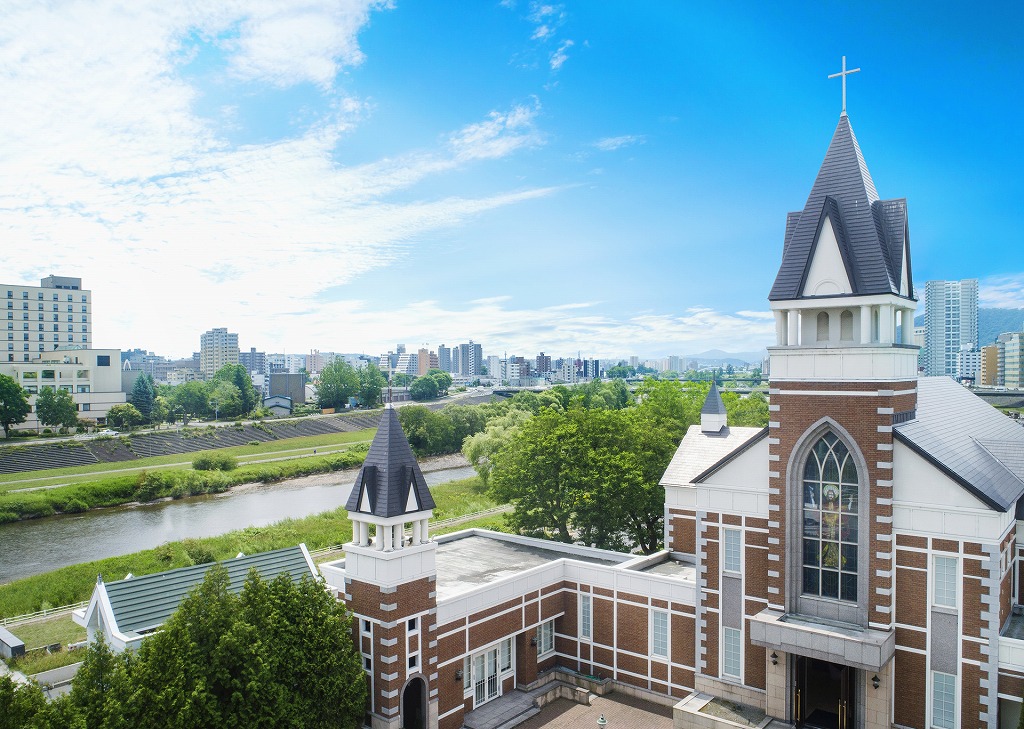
[
  {"left": 435, "top": 535, "right": 622, "bottom": 601},
  {"left": 638, "top": 557, "right": 698, "bottom": 581}
]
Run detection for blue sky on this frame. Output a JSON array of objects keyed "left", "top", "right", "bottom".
[{"left": 2, "top": 1, "right": 1021, "bottom": 360}]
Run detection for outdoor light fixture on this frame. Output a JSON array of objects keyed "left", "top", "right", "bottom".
[
  {"left": 530, "top": 637, "right": 537, "bottom": 647},
  {"left": 597, "top": 715, "right": 607, "bottom": 727},
  {"left": 872, "top": 675, "right": 880, "bottom": 689},
  {"left": 770, "top": 652, "right": 778, "bottom": 665},
  {"left": 454, "top": 669, "right": 463, "bottom": 682}
]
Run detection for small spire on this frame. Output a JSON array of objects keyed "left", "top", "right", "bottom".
[
  {"left": 97, "top": 573, "right": 103, "bottom": 584},
  {"left": 700, "top": 381, "right": 728, "bottom": 434}
]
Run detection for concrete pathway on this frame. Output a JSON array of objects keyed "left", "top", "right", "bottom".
[{"left": 514, "top": 693, "right": 674, "bottom": 729}]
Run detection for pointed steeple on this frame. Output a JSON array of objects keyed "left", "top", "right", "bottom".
[
  {"left": 346, "top": 406, "right": 436, "bottom": 519},
  {"left": 700, "top": 381, "right": 728, "bottom": 434},
  {"left": 769, "top": 114, "right": 913, "bottom": 302}
]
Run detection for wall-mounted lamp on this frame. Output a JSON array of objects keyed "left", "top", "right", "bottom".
[
  {"left": 455, "top": 669, "right": 463, "bottom": 682},
  {"left": 770, "top": 652, "right": 778, "bottom": 666},
  {"left": 871, "top": 674, "right": 880, "bottom": 689},
  {"left": 530, "top": 637, "right": 537, "bottom": 647}
]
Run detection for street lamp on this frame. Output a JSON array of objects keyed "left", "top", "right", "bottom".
[
  {"left": 174, "top": 406, "right": 183, "bottom": 434},
  {"left": 209, "top": 398, "right": 219, "bottom": 422}
]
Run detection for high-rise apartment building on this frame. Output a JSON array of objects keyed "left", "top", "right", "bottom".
[
  {"left": 957, "top": 344, "right": 981, "bottom": 383},
  {"left": 980, "top": 343, "right": 999, "bottom": 386},
  {"left": 415, "top": 348, "right": 438, "bottom": 376},
  {"left": 437, "top": 345, "right": 452, "bottom": 373},
  {"left": 4, "top": 276, "right": 92, "bottom": 362},
  {"left": 923, "top": 279, "right": 978, "bottom": 377},
  {"left": 199, "top": 327, "right": 239, "bottom": 379},
  {"left": 239, "top": 347, "right": 267, "bottom": 376},
  {"left": 457, "top": 341, "right": 483, "bottom": 377},
  {"left": 997, "top": 332, "right": 1024, "bottom": 390},
  {"left": 535, "top": 352, "right": 551, "bottom": 374}
]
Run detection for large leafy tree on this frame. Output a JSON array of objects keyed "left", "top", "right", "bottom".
[
  {"left": 170, "top": 381, "right": 209, "bottom": 420},
  {"left": 128, "top": 373, "right": 155, "bottom": 420},
  {"left": 357, "top": 363, "right": 387, "bottom": 408},
  {"left": 427, "top": 369, "right": 453, "bottom": 396},
  {"left": 316, "top": 360, "right": 359, "bottom": 410},
  {"left": 34, "top": 387, "right": 78, "bottom": 430},
  {"left": 211, "top": 364, "right": 258, "bottom": 415},
  {"left": 206, "top": 380, "right": 243, "bottom": 419},
  {"left": 0, "top": 373, "right": 30, "bottom": 437},
  {"left": 105, "top": 403, "right": 143, "bottom": 431},
  {"left": 463, "top": 408, "right": 532, "bottom": 486},
  {"left": 79, "top": 565, "right": 366, "bottom": 729},
  {"left": 408, "top": 375, "right": 438, "bottom": 401},
  {"left": 489, "top": 406, "right": 675, "bottom": 554}
]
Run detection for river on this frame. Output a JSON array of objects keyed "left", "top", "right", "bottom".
[{"left": 0, "top": 462, "right": 477, "bottom": 584}]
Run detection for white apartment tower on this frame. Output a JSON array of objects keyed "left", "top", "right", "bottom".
[
  {"left": 199, "top": 327, "right": 239, "bottom": 379},
  {"left": 4, "top": 276, "right": 92, "bottom": 363},
  {"left": 923, "top": 278, "right": 978, "bottom": 377}
]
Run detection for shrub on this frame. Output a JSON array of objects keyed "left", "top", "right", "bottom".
[
  {"left": 62, "top": 499, "right": 89, "bottom": 514},
  {"left": 0, "top": 511, "right": 18, "bottom": 524},
  {"left": 247, "top": 440, "right": 260, "bottom": 446},
  {"left": 192, "top": 453, "right": 238, "bottom": 471},
  {"left": 182, "top": 539, "right": 214, "bottom": 565}
]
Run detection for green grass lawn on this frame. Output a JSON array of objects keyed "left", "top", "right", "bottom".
[
  {"left": 0, "top": 477, "right": 496, "bottom": 619},
  {"left": 0, "top": 428, "right": 375, "bottom": 492},
  {"left": 7, "top": 615, "right": 85, "bottom": 650}
]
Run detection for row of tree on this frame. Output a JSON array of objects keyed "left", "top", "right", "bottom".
[
  {"left": 1, "top": 567, "right": 366, "bottom": 729},
  {"left": 314, "top": 360, "right": 388, "bottom": 410}
]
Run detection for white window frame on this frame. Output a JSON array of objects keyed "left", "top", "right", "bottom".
[
  {"left": 722, "top": 626, "right": 742, "bottom": 679},
  {"left": 580, "top": 594, "right": 592, "bottom": 640},
  {"left": 536, "top": 620, "right": 555, "bottom": 657},
  {"left": 930, "top": 670, "right": 956, "bottom": 729},
  {"left": 933, "top": 555, "right": 958, "bottom": 609},
  {"left": 723, "top": 528, "right": 742, "bottom": 574},
  {"left": 651, "top": 610, "right": 668, "bottom": 660}
]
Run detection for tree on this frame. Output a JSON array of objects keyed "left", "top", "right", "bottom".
[
  {"left": 206, "top": 380, "right": 242, "bottom": 419},
  {"left": 391, "top": 372, "right": 413, "bottom": 387},
  {"left": 211, "top": 364, "right": 258, "bottom": 415},
  {"left": 0, "top": 373, "right": 30, "bottom": 437},
  {"left": 170, "top": 381, "right": 209, "bottom": 421},
  {"left": 35, "top": 387, "right": 78, "bottom": 430},
  {"left": 151, "top": 395, "right": 171, "bottom": 426},
  {"left": 409, "top": 375, "right": 439, "bottom": 401},
  {"left": 128, "top": 373, "right": 155, "bottom": 421},
  {"left": 463, "top": 408, "right": 532, "bottom": 486},
  {"left": 106, "top": 403, "right": 143, "bottom": 431},
  {"left": 633, "top": 378, "right": 705, "bottom": 443},
  {"left": 723, "top": 390, "right": 770, "bottom": 427},
  {"left": 316, "top": 360, "right": 359, "bottom": 410},
  {"left": 427, "top": 369, "right": 453, "bottom": 396},
  {"left": 357, "top": 363, "right": 387, "bottom": 408},
  {"left": 78, "top": 566, "right": 367, "bottom": 729},
  {"left": 71, "top": 633, "right": 122, "bottom": 729}
]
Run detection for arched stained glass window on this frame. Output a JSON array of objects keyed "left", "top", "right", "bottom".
[{"left": 802, "top": 433, "right": 859, "bottom": 602}]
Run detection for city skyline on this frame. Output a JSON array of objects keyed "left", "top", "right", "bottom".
[{"left": 2, "top": 2, "right": 1021, "bottom": 359}]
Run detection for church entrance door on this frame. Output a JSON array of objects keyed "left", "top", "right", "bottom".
[
  {"left": 401, "top": 677, "right": 426, "bottom": 729},
  {"left": 794, "top": 657, "right": 855, "bottom": 729}
]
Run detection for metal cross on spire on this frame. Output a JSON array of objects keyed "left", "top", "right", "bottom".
[{"left": 828, "top": 55, "right": 861, "bottom": 114}]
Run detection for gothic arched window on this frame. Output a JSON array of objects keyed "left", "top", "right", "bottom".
[
  {"left": 816, "top": 312, "right": 829, "bottom": 341},
  {"left": 840, "top": 310, "right": 854, "bottom": 341},
  {"left": 802, "top": 433, "right": 859, "bottom": 602}
]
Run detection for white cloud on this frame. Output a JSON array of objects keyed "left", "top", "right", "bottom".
[
  {"left": 549, "top": 40, "right": 574, "bottom": 71},
  {"left": 593, "top": 134, "right": 646, "bottom": 152},
  {"left": 0, "top": 1, "right": 562, "bottom": 356},
  {"left": 979, "top": 274, "right": 1024, "bottom": 309}
]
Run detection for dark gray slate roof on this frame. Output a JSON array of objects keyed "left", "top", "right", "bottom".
[
  {"left": 770, "top": 114, "right": 914, "bottom": 302},
  {"left": 701, "top": 381, "right": 727, "bottom": 416},
  {"left": 345, "top": 406, "right": 436, "bottom": 518},
  {"left": 895, "top": 377, "right": 1024, "bottom": 512},
  {"left": 103, "top": 546, "right": 315, "bottom": 635}
]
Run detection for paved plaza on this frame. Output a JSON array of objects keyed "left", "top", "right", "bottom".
[{"left": 515, "top": 693, "right": 675, "bottom": 729}]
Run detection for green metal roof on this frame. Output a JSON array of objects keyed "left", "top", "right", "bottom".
[{"left": 103, "top": 545, "right": 315, "bottom": 636}]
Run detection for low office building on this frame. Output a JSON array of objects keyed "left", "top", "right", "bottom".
[{"left": 0, "top": 348, "right": 125, "bottom": 429}]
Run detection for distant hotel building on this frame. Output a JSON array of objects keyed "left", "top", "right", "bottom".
[
  {"left": 923, "top": 278, "right": 978, "bottom": 377},
  {"left": 5, "top": 275, "right": 92, "bottom": 362},
  {"left": 199, "top": 327, "right": 239, "bottom": 379}
]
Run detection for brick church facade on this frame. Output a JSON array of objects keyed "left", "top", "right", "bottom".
[{"left": 320, "top": 109, "right": 1024, "bottom": 729}]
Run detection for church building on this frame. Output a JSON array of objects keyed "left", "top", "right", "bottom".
[{"left": 320, "top": 103, "right": 1024, "bottom": 729}]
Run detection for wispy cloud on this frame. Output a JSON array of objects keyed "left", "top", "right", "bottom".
[
  {"left": 979, "top": 274, "right": 1024, "bottom": 309},
  {"left": 550, "top": 40, "right": 574, "bottom": 71},
  {"left": 0, "top": 0, "right": 559, "bottom": 356},
  {"left": 593, "top": 134, "right": 646, "bottom": 152}
]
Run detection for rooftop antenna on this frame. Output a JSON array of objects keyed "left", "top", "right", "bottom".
[{"left": 828, "top": 55, "right": 860, "bottom": 115}]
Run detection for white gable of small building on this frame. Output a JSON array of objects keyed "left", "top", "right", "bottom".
[
  {"left": 892, "top": 440, "right": 1013, "bottom": 540},
  {"left": 899, "top": 241, "right": 910, "bottom": 297},
  {"left": 800, "top": 215, "right": 852, "bottom": 297}
]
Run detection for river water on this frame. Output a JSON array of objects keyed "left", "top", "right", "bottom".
[{"left": 0, "top": 465, "right": 477, "bottom": 584}]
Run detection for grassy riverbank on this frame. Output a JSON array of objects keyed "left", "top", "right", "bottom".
[
  {"left": 0, "top": 441, "right": 373, "bottom": 523},
  {"left": 0, "top": 476, "right": 501, "bottom": 618}
]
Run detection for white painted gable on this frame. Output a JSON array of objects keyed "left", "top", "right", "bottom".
[
  {"left": 406, "top": 483, "right": 419, "bottom": 512},
  {"left": 700, "top": 437, "right": 770, "bottom": 491},
  {"left": 360, "top": 487, "right": 372, "bottom": 513},
  {"left": 801, "top": 215, "right": 852, "bottom": 297}
]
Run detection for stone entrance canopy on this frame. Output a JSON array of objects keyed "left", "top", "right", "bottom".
[{"left": 749, "top": 609, "right": 895, "bottom": 672}]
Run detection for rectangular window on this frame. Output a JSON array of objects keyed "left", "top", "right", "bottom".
[
  {"left": 651, "top": 610, "right": 668, "bottom": 659},
  {"left": 41, "top": 370, "right": 54, "bottom": 380},
  {"left": 933, "top": 556, "right": 957, "bottom": 608},
  {"left": 96, "top": 355, "right": 110, "bottom": 366},
  {"left": 723, "top": 528, "right": 742, "bottom": 573},
  {"left": 463, "top": 657, "right": 471, "bottom": 691},
  {"left": 500, "top": 639, "right": 511, "bottom": 671},
  {"left": 931, "top": 671, "right": 955, "bottom": 729},
  {"left": 723, "top": 627, "right": 742, "bottom": 678},
  {"left": 81, "top": 404, "right": 90, "bottom": 412},
  {"left": 580, "top": 594, "right": 592, "bottom": 639},
  {"left": 363, "top": 656, "right": 371, "bottom": 672},
  {"left": 536, "top": 621, "right": 554, "bottom": 656}
]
